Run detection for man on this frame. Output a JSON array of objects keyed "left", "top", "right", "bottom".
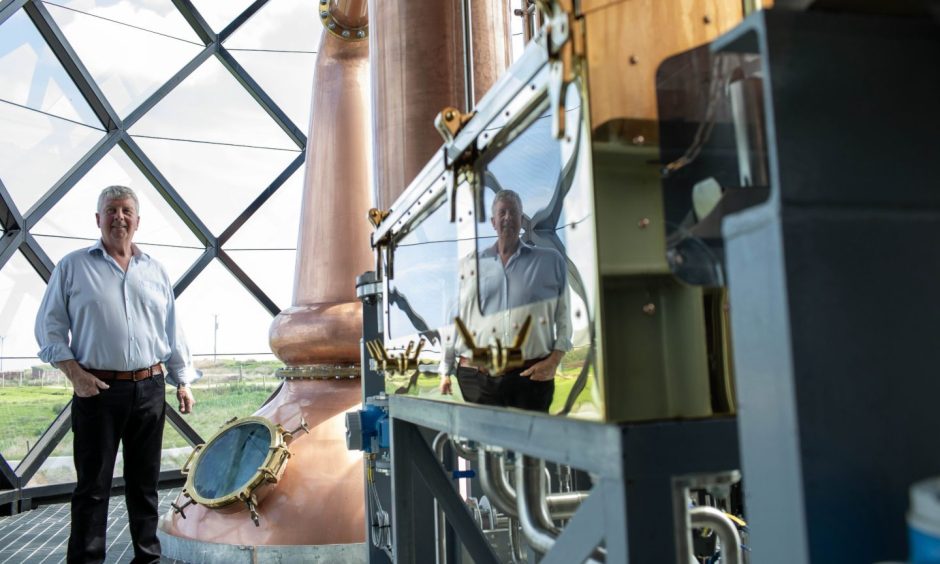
[
  {"left": 35, "top": 185, "right": 197, "bottom": 564},
  {"left": 440, "top": 189, "right": 572, "bottom": 412}
]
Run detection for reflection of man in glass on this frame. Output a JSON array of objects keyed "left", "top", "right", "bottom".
[{"left": 440, "top": 189, "right": 572, "bottom": 412}]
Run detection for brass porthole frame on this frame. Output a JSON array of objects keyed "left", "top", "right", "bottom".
[{"left": 174, "top": 416, "right": 294, "bottom": 523}]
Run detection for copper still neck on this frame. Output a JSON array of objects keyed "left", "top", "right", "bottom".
[{"left": 269, "top": 27, "right": 373, "bottom": 368}]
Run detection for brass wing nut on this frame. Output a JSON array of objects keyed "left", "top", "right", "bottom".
[{"left": 435, "top": 106, "right": 476, "bottom": 145}]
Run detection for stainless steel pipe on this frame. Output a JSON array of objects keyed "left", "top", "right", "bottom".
[{"left": 690, "top": 506, "right": 743, "bottom": 564}]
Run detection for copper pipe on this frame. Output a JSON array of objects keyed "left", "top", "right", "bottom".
[
  {"left": 161, "top": 379, "right": 365, "bottom": 545},
  {"left": 370, "top": 0, "right": 511, "bottom": 210},
  {"left": 269, "top": 29, "right": 373, "bottom": 367},
  {"left": 330, "top": 0, "right": 368, "bottom": 30}
]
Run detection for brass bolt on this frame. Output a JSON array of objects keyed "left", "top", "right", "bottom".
[
  {"left": 642, "top": 303, "right": 656, "bottom": 316},
  {"left": 638, "top": 218, "right": 651, "bottom": 229},
  {"left": 445, "top": 110, "right": 455, "bottom": 120},
  {"left": 629, "top": 55, "right": 639, "bottom": 65}
]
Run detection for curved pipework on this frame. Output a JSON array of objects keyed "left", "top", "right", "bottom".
[
  {"left": 546, "top": 491, "right": 590, "bottom": 520},
  {"left": 433, "top": 432, "right": 449, "bottom": 564},
  {"left": 689, "top": 506, "right": 743, "bottom": 564},
  {"left": 269, "top": 27, "right": 372, "bottom": 368},
  {"left": 515, "top": 455, "right": 557, "bottom": 554},
  {"left": 478, "top": 450, "right": 518, "bottom": 518}
]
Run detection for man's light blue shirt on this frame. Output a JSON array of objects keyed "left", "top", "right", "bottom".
[{"left": 35, "top": 240, "right": 198, "bottom": 386}]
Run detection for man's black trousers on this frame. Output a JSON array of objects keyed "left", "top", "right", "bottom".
[{"left": 69, "top": 374, "right": 166, "bottom": 564}]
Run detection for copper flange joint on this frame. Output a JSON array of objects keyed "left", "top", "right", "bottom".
[{"left": 318, "top": 0, "right": 368, "bottom": 40}]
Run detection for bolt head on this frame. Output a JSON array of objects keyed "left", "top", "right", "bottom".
[
  {"left": 357, "top": 30, "right": 366, "bottom": 38},
  {"left": 629, "top": 55, "right": 639, "bottom": 65},
  {"left": 342, "top": 30, "right": 350, "bottom": 38}
]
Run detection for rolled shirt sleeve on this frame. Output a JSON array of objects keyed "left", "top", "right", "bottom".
[
  {"left": 162, "top": 273, "right": 199, "bottom": 387},
  {"left": 552, "top": 257, "right": 574, "bottom": 354},
  {"left": 35, "top": 261, "right": 76, "bottom": 365}
]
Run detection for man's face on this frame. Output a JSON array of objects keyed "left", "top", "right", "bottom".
[
  {"left": 491, "top": 198, "right": 522, "bottom": 239},
  {"left": 96, "top": 197, "right": 139, "bottom": 246}
]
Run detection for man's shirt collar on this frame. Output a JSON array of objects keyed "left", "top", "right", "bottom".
[{"left": 88, "top": 239, "right": 148, "bottom": 261}]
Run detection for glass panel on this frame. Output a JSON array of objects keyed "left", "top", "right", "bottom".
[
  {"left": 24, "top": 429, "right": 78, "bottom": 487},
  {"left": 0, "top": 9, "right": 100, "bottom": 125},
  {"left": 45, "top": 2, "right": 204, "bottom": 117},
  {"left": 656, "top": 46, "right": 770, "bottom": 286},
  {"left": 192, "top": 421, "right": 270, "bottom": 499},
  {"left": 223, "top": 165, "right": 303, "bottom": 250},
  {"left": 223, "top": 0, "right": 321, "bottom": 52},
  {"left": 0, "top": 366, "right": 70, "bottom": 473},
  {"left": 0, "top": 97, "right": 104, "bottom": 214},
  {"left": 387, "top": 197, "right": 461, "bottom": 342},
  {"left": 129, "top": 58, "right": 298, "bottom": 148},
  {"left": 50, "top": 0, "right": 202, "bottom": 39},
  {"left": 222, "top": 167, "right": 302, "bottom": 310},
  {"left": 228, "top": 50, "right": 315, "bottom": 131},
  {"left": 190, "top": 0, "right": 255, "bottom": 34},
  {"left": 454, "top": 82, "right": 598, "bottom": 416},
  {"left": 131, "top": 137, "right": 300, "bottom": 237},
  {"left": 30, "top": 147, "right": 206, "bottom": 282},
  {"left": 0, "top": 252, "right": 51, "bottom": 372},
  {"left": 161, "top": 423, "right": 191, "bottom": 471},
  {"left": 129, "top": 59, "right": 302, "bottom": 236},
  {"left": 175, "top": 260, "right": 275, "bottom": 360}
]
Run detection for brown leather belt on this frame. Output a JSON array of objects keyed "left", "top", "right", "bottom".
[
  {"left": 458, "top": 356, "right": 546, "bottom": 374},
  {"left": 85, "top": 363, "right": 163, "bottom": 382}
]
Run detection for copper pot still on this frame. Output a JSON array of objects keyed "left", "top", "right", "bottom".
[{"left": 163, "top": 379, "right": 364, "bottom": 545}]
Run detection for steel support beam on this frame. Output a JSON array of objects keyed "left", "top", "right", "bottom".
[
  {"left": 124, "top": 44, "right": 217, "bottom": 129},
  {"left": 166, "top": 405, "right": 204, "bottom": 446},
  {"left": 218, "top": 152, "right": 304, "bottom": 245},
  {"left": 120, "top": 134, "right": 215, "bottom": 246},
  {"left": 173, "top": 247, "right": 215, "bottom": 297},
  {"left": 540, "top": 486, "right": 607, "bottom": 564},
  {"left": 0, "top": 0, "right": 28, "bottom": 27},
  {"left": 0, "top": 230, "right": 25, "bottom": 271},
  {"left": 24, "top": 131, "right": 118, "bottom": 226},
  {"left": 21, "top": 233, "right": 54, "bottom": 282},
  {"left": 218, "top": 0, "right": 270, "bottom": 42},
  {"left": 24, "top": 1, "right": 121, "bottom": 130},
  {"left": 15, "top": 402, "right": 71, "bottom": 485},
  {"left": 0, "top": 178, "right": 23, "bottom": 231},
  {"left": 391, "top": 419, "right": 498, "bottom": 564},
  {"left": 170, "top": 0, "right": 215, "bottom": 45},
  {"left": 217, "top": 249, "right": 279, "bottom": 316},
  {"left": 0, "top": 453, "right": 18, "bottom": 490},
  {"left": 389, "top": 396, "right": 622, "bottom": 476},
  {"left": 216, "top": 47, "right": 306, "bottom": 148}
]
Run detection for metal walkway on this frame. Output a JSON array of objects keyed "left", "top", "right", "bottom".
[{"left": 0, "top": 488, "right": 181, "bottom": 564}]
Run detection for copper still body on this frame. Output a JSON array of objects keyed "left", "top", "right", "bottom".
[
  {"left": 370, "top": 0, "right": 511, "bottom": 209},
  {"left": 163, "top": 2, "right": 372, "bottom": 547}
]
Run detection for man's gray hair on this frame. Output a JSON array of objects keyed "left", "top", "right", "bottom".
[
  {"left": 97, "top": 185, "right": 139, "bottom": 214},
  {"left": 492, "top": 189, "right": 523, "bottom": 215}
]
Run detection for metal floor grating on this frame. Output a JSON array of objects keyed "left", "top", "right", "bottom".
[{"left": 0, "top": 488, "right": 182, "bottom": 563}]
